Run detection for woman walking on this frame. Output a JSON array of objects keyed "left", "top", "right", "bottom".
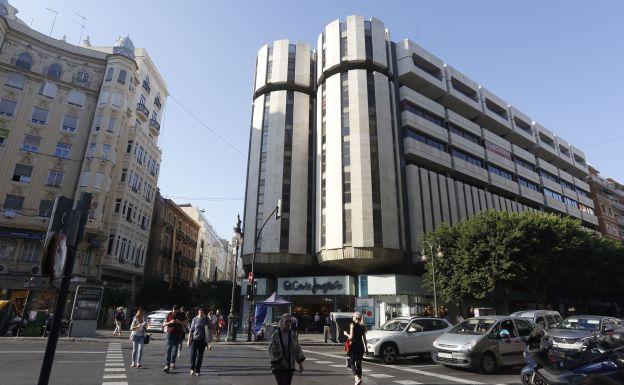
[
  {"left": 130, "top": 308, "right": 147, "bottom": 367},
  {"left": 343, "top": 312, "right": 367, "bottom": 385},
  {"left": 187, "top": 308, "right": 210, "bottom": 376},
  {"left": 269, "top": 313, "right": 305, "bottom": 385}
]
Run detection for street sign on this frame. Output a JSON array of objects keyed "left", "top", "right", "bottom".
[{"left": 52, "top": 234, "right": 67, "bottom": 280}]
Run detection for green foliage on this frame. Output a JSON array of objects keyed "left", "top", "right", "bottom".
[
  {"left": 421, "top": 210, "right": 624, "bottom": 310},
  {"left": 135, "top": 280, "right": 240, "bottom": 313}
]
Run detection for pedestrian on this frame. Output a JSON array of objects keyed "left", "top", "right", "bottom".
[
  {"left": 323, "top": 313, "right": 331, "bottom": 343},
  {"left": 269, "top": 313, "right": 305, "bottom": 385},
  {"left": 163, "top": 305, "right": 187, "bottom": 373},
  {"left": 456, "top": 313, "right": 465, "bottom": 324},
  {"left": 176, "top": 307, "right": 189, "bottom": 359},
  {"left": 216, "top": 309, "right": 225, "bottom": 342},
  {"left": 113, "top": 307, "right": 125, "bottom": 336},
  {"left": 314, "top": 312, "right": 320, "bottom": 332},
  {"left": 291, "top": 314, "right": 298, "bottom": 335},
  {"left": 187, "top": 307, "right": 210, "bottom": 376},
  {"left": 208, "top": 310, "right": 216, "bottom": 341},
  {"left": 130, "top": 307, "right": 148, "bottom": 368},
  {"left": 343, "top": 312, "right": 367, "bottom": 385}
]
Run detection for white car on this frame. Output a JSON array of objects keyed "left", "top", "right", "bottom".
[
  {"left": 146, "top": 310, "right": 170, "bottom": 333},
  {"left": 366, "top": 317, "right": 453, "bottom": 364}
]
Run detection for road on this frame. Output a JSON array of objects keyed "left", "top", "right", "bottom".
[{"left": 0, "top": 336, "right": 522, "bottom": 385}]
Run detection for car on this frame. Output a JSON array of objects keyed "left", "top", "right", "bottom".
[
  {"left": 365, "top": 317, "right": 452, "bottom": 364},
  {"left": 432, "top": 316, "right": 533, "bottom": 374},
  {"left": 146, "top": 310, "right": 170, "bottom": 332},
  {"left": 546, "top": 315, "right": 623, "bottom": 352},
  {"left": 510, "top": 310, "right": 563, "bottom": 329}
]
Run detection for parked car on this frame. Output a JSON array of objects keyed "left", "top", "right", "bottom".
[
  {"left": 365, "top": 317, "right": 452, "bottom": 364},
  {"left": 146, "top": 310, "right": 170, "bottom": 332},
  {"left": 510, "top": 310, "right": 562, "bottom": 329},
  {"left": 432, "top": 316, "right": 533, "bottom": 374},
  {"left": 546, "top": 315, "right": 623, "bottom": 352}
]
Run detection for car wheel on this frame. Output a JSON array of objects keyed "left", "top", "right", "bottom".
[
  {"left": 479, "top": 352, "right": 497, "bottom": 374},
  {"left": 521, "top": 373, "right": 534, "bottom": 385},
  {"left": 381, "top": 343, "right": 398, "bottom": 364}
]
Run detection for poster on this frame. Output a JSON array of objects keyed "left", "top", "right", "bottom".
[
  {"left": 71, "top": 286, "right": 103, "bottom": 321},
  {"left": 355, "top": 297, "right": 375, "bottom": 325}
]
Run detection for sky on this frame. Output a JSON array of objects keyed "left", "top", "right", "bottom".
[{"left": 14, "top": 0, "right": 624, "bottom": 238}]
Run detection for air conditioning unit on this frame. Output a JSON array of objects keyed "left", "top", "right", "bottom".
[
  {"left": 0, "top": 264, "right": 7, "bottom": 275},
  {"left": 2, "top": 209, "right": 16, "bottom": 218}
]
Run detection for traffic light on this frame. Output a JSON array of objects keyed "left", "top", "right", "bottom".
[{"left": 245, "top": 281, "right": 258, "bottom": 300}]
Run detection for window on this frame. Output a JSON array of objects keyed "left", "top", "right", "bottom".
[
  {"left": 516, "top": 320, "right": 533, "bottom": 337},
  {"left": 15, "top": 53, "right": 33, "bottom": 70},
  {"left": 120, "top": 168, "right": 127, "bottom": 182},
  {"left": 448, "top": 123, "right": 481, "bottom": 145},
  {"left": 564, "top": 197, "right": 579, "bottom": 208},
  {"left": 31, "top": 107, "right": 49, "bottom": 125},
  {"left": 105, "top": 68, "right": 114, "bottom": 82},
  {"left": 266, "top": 46, "right": 273, "bottom": 83},
  {"left": 514, "top": 157, "right": 536, "bottom": 172},
  {"left": 99, "top": 91, "right": 109, "bottom": 105},
  {"left": 488, "top": 164, "right": 514, "bottom": 180},
  {"left": 3, "top": 194, "right": 24, "bottom": 213},
  {"left": 518, "top": 177, "right": 539, "bottom": 191},
  {"left": 494, "top": 320, "right": 517, "bottom": 338},
  {"left": 114, "top": 199, "right": 121, "bottom": 213},
  {"left": 37, "top": 200, "right": 54, "bottom": 218},
  {"left": 0, "top": 99, "right": 17, "bottom": 116},
  {"left": 579, "top": 204, "right": 594, "bottom": 215},
  {"left": 451, "top": 148, "right": 483, "bottom": 168},
  {"left": 21, "top": 243, "right": 40, "bottom": 263},
  {"left": 94, "top": 172, "right": 105, "bottom": 190},
  {"left": 93, "top": 115, "right": 102, "bottom": 131},
  {"left": 5, "top": 72, "right": 25, "bottom": 89},
  {"left": 126, "top": 140, "right": 133, "bottom": 153},
  {"left": 21, "top": 134, "right": 41, "bottom": 152},
  {"left": 401, "top": 101, "right": 444, "bottom": 127},
  {"left": 102, "top": 144, "right": 111, "bottom": 160},
  {"left": 61, "top": 115, "right": 78, "bottom": 133},
  {"left": 45, "top": 171, "right": 64, "bottom": 188},
  {"left": 67, "top": 90, "right": 85, "bottom": 107},
  {"left": 107, "top": 117, "right": 116, "bottom": 133},
  {"left": 364, "top": 20, "right": 373, "bottom": 60},
  {"left": 79, "top": 171, "right": 90, "bottom": 187},
  {"left": 38, "top": 82, "right": 57, "bottom": 98},
  {"left": 485, "top": 140, "right": 512, "bottom": 160},
  {"left": 12, "top": 164, "right": 33, "bottom": 183},
  {"left": 47, "top": 63, "right": 62, "bottom": 79},
  {"left": 54, "top": 142, "right": 71, "bottom": 159},
  {"left": 339, "top": 22, "right": 347, "bottom": 59},
  {"left": 118, "top": 69, "right": 126, "bottom": 84},
  {"left": 111, "top": 92, "right": 122, "bottom": 108},
  {"left": 88, "top": 201, "right": 98, "bottom": 219},
  {"left": 0, "top": 128, "right": 8, "bottom": 148},
  {"left": 577, "top": 188, "right": 589, "bottom": 198},
  {"left": 543, "top": 188, "right": 564, "bottom": 202},
  {"left": 561, "top": 180, "right": 576, "bottom": 192},
  {"left": 406, "top": 129, "right": 446, "bottom": 152},
  {"left": 87, "top": 142, "right": 96, "bottom": 158},
  {"left": 74, "top": 71, "right": 89, "bottom": 85},
  {"left": 107, "top": 234, "right": 115, "bottom": 255},
  {"left": 539, "top": 170, "right": 559, "bottom": 183}
]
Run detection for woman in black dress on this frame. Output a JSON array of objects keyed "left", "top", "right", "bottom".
[{"left": 343, "top": 312, "right": 367, "bottom": 385}]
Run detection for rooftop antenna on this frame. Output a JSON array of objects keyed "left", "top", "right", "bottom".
[
  {"left": 44, "top": 7, "right": 58, "bottom": 37},
  {"left": 74, "top": 12, "right": 86, "bottom": 44}
]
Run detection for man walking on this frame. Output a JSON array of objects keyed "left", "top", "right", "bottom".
[
  {"left": 163, "top": 305, "right": 187, "bottom": 373},
  {"left": 215, "top": 309, "right": 224, "bottom": 342},
  {"left": 113, "top": 307, "right": 125, "bottom": 336},
  {"left": 269, "top": 313, "right": 305, "bottom": 385}
]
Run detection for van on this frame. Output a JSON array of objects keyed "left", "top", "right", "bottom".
[{"left": 509, "top": 310, "right": 562, "bottom": 329}]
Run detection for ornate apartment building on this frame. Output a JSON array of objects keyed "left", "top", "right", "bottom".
[
  {"left": 587, "top": 165, "right": 624, "bottom": 241},
  {"left": 242, "top": 15, "right": 599, "bottom": 277},
  {"left": 0, "top": 2, "right": 167, "bottom": 304}
]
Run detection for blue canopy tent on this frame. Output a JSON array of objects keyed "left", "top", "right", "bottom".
[{"left": 253, "top": 292, "right": 291, "bottom": 335}]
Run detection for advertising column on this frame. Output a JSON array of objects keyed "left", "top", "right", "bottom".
[{"left": 69, "top": 285, "right": 103, "bottom": 337}]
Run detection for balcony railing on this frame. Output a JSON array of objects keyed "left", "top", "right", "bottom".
[
  {"left": 136, "top": 103, "right": 149, "bottom": 120},
  {"left": 142, "top": 81, "right": 151, "bottom": 94},
  {"left": 149, "top": 118, "right": 160, "bottom": 132},
  {"left": 154, "top": 97, "right": 162, "bottom": 109}
]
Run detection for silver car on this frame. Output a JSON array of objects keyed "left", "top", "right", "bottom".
[
  {"left": 510, "top": 310, "right": 562, "bottom": 329},
  {"left": 547, "top": 315, "right": 623, "bottom": 352},
  {"left": 432, "top": 316, "right": 533, "bottom": 374},
  {"left": 146, "top": 310, "right": 170, "bottom": 332}
]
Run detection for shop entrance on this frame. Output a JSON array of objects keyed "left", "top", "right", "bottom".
[{"left": 286, "top": 295, "right": 354, "bottom": 333}]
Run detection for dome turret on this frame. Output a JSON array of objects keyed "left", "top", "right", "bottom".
[{"left": 113, "top": 34, "right": 135, "bottom": 59}]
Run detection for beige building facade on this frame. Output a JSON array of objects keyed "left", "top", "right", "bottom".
[{"left": 0, "top": 3, "right": 167, "bottom": 304}]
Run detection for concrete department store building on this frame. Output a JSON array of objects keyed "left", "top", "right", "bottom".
[
  {"left": 0, "top": 2, "right": 167, "bottom": 307},
  {"left": 242, "top": 15, "right": 599, "bottom": 324}
]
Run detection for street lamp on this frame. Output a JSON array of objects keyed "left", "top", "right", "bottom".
[
  {"left": 226, "top": 215, "right": 243, "bottom": 342},
  {"left": 421, "top": 241, "right": 443, "bottom": 318},
  {"left": 247, "top": 200, "right": 281, "bottom": 342}
]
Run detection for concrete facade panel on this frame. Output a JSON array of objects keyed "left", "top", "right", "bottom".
[
  {"left": 346, "top": 15, "right": 365, "bottom": 61},
  {"left": 430, "top": 170, "right": 442, "bottom": 227},
  {"left": 472, "top": 186, "right": 481, "bottom": 214},
  {"left": 456, "top": 180, "right": 467, "bottom": 220},
  {"left": 447, "top": 177, "right": 458, "bottom": 224},
  {"left": 243, "top": 96, "right": 265, "bottom": 255},
  {"left": 439, "top": 174, "right": 451, "bottom": 224},
  {"left": 325, "top": 20, "right": 341, "bottom": 72},
  {"left": 324, "top": 74, "right": 343, "bottom": 249},
  {"left": 294, "top": 41, "right": 312, "bottom": 88},
  {"left": 289, "top": 92, "right": 310, "bottom": 254},
  {"left": 371, "top": 18, "right": 388, "bottom": 68},
  {"left": 420, "top": 167, "right": 433, "bottom": 232},
  {"left": 272, "top": 40, "right": 290, "bottom": 84},
  {"left": 406, "top": 165, "right": 424, "bottom": 252},
  {"left": 255, "top": 45, "right": 268, "bottom": 92}
]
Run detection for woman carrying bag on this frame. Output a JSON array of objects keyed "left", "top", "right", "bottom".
[
  {"left": 187, "top": 307, "right": 210, "bottom": 376},
  {"left": 130, "top": 308, "right": 148, "bottom": 368},
  {"left": 343, "top": 312, "right": 368, "bottom": 385}
]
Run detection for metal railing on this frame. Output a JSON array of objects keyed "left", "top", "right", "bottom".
[{"left": 136, "top": 103, "right": 149, "bottom": 117}]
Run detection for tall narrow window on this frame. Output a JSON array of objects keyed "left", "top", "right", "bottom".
[
  {"left": 105, "top": 67, "right": 114, "bottom": 82},
  {"left": 339, "top": 22, "right": 347, "bottom": 60},
  {"left": 12, "top": 164, "right": 33, "bottom": 183},
  {"left": 87, "top": 142, "right": 96, "bottom": 158},
  {"left": 0, "top": 99, "right": 17, "bottom": 116},
  {"left": 62, "top": 115, "right": 78, "bottom": 132},
  {"left": 341, "top": 72, "right": 351, "bottom": 244},
  {"left": 47, "top": 63, "right": 62, "bottom": 79},
  {"left": 102, "top": 144, "right": 111, "bottom": 160},
  {"left": 287, "top": 44, "right": 296, "bottom": 82},
  {"left": 320, "top": 84, "right": 327, "bottom": 247},
  {"left": 367, "top": 71, "right": 382, "bottom": 245},
  {"left": 107, "top": 117, "right": 116, "bottom": 133},
  {"left": 15, "top": 53, "right": 33, "bottom": 70},
  {"left": 45, "top": 170, "right": 64, "bottom": 188},
  {"left": 364, "top": 21, "right": 373, "bottom": 60},
  {"left": 255, "top": 93, "right": 270, "bottom": 251},
  {"left": 280, "top": 91, "right": 294, "bottom": 251},
  {"left": 117, "top": 69, "right": 127, "bottom": 84},
  {"left": 266, "top": 46, "right": 273, "bottom": 83}
]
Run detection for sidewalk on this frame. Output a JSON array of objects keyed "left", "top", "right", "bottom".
[{"left": 3, "top": 329, "right": 342, "bottom": 346}]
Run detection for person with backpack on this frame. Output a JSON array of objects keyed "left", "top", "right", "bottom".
[
  {"left": 130, "top": 308, "right": 148, "bottom": 368},
  {"left": 187, "top": 307, "right": 210, "bottom": 376},
  {"left": 113, "top": 307, "right": 125, "bottom": 337}
]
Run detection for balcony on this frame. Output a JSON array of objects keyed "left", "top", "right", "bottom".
[
  {"left": 403, "top": 137, "right": 451, "bottom": 172},
  {"left": 533, "top": 123, "right": 559, "bottom": 161},
  {"left": 577, "top": 194, "right": 595, "bottom": 209},
  {"left": 574, "top": 177, "right": 591, "bottom": 194},
  {"left": 508, "top": 107, "right": 536, "bottom": 147},
  {"left": 396, "top": 39, "right": 447, "bottom": 99},
  {"left": 582, "top": 211, "right": 599, "bottom": 227},
  {"left": 544, "top": 196, "right": 567, "bottom": 214},
  {"left": 441, "top": 66, "right": 482, "bottom": 120},
  {"left": 136, "top": 103, "right": 149, "bottom": 121},
  {"left": 142, "top": 80, "right": 151, "bottom": 94},
  {"left": 477, "top": 87, "right": 512, "bottom": 135},
  {"left": 566, "top": 205, "right": 582, "bottom": 219},
  {"left": 451, "top": 156, "right": 488, "bottom": 184},
  {"left": 488, "top": 172, "right": 519, "bottom": 195},
  {"left": 516, "top": 166, "right": 540, "bottom": 185},
  {"left": 519, "top": 185, "right": 544, "bottom": 205},
  {"left": 570, "top": 146, "right": 589, "bottom": 178},
  {"left": 401, "top": 109, "right": 448, "bottom": 144},
  {"left": 149, "top": 118, "right": 160, "bottom": 133},
  {"left": 448, "top": 131, "right": 485, "bottom": 158},
  {"left": 154, "top": 97, "right": 162, "bottom": 110}
]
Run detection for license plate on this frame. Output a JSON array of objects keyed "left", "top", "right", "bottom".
[
  {"left": 553, "top": 342, "right": 577, "bottom": 350},
  {"left": 438, "top": 352, "right": 453, "bottom": 359}
]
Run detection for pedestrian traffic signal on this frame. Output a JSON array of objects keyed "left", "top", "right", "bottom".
[{"left": 245, "top": 281, "right": 258, "bottom": 300}]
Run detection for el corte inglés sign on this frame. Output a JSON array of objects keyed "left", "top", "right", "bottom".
[{"left": 278, "top": 276, "right": 354, "bottom": 296}]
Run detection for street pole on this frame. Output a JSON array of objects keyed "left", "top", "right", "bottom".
[
  {"left": 38, "top": 193, "right": 91, "bottom": 385},
  {"left": 227, "top": 215, "right": 242, "bottom": 342},
  {"left": 422, "top": 241, "right": 441, "bottom": 318},
  {"left": 247, "top": 202, "right": 281, "bottom": 342}
]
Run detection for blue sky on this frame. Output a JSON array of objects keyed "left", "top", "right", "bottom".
[{"left": 15, "top": 0, "right": 624, "bottom": 238}]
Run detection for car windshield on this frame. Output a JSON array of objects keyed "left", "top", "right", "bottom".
[
  {"left": 557, "top": 318, "right": 601, "bottom": 331},
  {"left": 449, "top": 319, "right": 496, "bottom": 335},
  {"left": 148, "top": 312, "right": 168, "bottom": 319},
  {"left": 379, "top": 320, "right": 409, "bottom": 331}
]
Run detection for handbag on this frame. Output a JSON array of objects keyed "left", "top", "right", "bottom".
[
  {"left": 143, "top": 334, "right": 151, "bottom": 345},
  {"left": 344, "top": 338, "right": 351, "bottom": 353}
]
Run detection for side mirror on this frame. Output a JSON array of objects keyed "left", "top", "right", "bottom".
[{"left": 604, "top": 325, "right": 615, "bottom": 333}]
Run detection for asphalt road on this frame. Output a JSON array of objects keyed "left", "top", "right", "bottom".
[{"left": 0, "top": 336, "right": 522, "bottom": 385}]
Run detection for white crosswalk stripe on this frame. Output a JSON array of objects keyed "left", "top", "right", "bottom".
[
  {"left": 369, "top": 373, "right": 394, "bottom": 378},
  {"left": 103, "top": 343, "right": 126, "bottom": 384},
  {"left": 103, "top": 374, "right": 127, "bottom": 379},
  {"left": 394, "top": 380, "right": 422, "bottom": 385}
]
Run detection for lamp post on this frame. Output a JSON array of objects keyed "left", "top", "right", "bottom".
[
  {"left": 421, "top": 241, "right": 443, "bottom": 318},
  {"left": 247, "top": 200, "right": 281, "bottom": 342},
  {"left": 226, "top": 215, "right": 243, "bottom": 342}
]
